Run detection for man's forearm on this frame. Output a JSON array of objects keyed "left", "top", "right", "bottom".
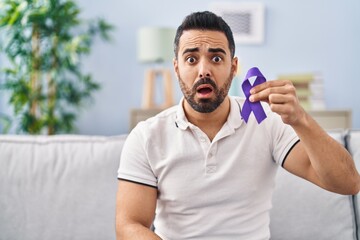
[{"left": 293, "top": 113, "right": 360, "bottom": 194}]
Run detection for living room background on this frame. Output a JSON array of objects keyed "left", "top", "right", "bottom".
[{"left": 1, "top": 0, "right": 359, "bottom": 135}]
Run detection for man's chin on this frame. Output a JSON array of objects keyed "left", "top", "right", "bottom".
[
  {"left": 197, "top": 97, "right": 212, "bottom": 103},
  {"left": 192, "top": 101, "right": 218, "bottom": 113}
]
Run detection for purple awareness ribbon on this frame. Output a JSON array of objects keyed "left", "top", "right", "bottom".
[{"left": 241, "top": 67, "right": 267, "bottom": 124}]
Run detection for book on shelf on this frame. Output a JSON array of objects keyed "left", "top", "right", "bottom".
[{"left": 277, "top": 72, "right": 325, "bottom": 111}]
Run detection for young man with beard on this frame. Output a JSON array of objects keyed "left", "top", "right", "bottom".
[{"left": 116, "top": 11, "right": 360, "bottom": 239}]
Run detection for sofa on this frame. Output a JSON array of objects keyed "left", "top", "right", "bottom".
[{"left": 0, "top": 130, "right": 359, "bottom": 240}]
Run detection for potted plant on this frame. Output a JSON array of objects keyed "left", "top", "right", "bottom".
[{"left": 0, "top": 0, "right": 113, "bottom": 134}]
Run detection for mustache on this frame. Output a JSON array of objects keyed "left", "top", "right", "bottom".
[{"left": 193, "top": 78, "right": 217, "bottom": 91}]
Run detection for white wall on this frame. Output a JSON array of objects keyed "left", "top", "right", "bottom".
[{"left": 1, "top": 0, "right": 359, "bottom": 134}]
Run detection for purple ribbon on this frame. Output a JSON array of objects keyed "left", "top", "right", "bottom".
[{"left": 241, "top": 67, "right": 267, "bottom": 124}]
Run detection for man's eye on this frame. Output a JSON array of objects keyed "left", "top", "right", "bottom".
[
  {"left": 212, "top": 56, "right": 222, "bottom": 63},
  {"left": 186, "top": 57, "right": 196, "bottom": 64}
]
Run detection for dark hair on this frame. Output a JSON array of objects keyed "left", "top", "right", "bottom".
[{"left": 174, "top": 11, "right": 235, "bottom": 59}]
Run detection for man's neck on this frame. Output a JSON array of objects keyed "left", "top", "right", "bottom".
[{"left": 183, "top": 96, "right": 231, "bottom": 141}]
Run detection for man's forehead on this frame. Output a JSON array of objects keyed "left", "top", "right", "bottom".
[{"left": 179, "top": 30, "right": 229, "bottom": 51}]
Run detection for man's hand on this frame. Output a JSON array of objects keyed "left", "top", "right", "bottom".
[{"left": 249, "top": 79, "right": 306, "bottom": 126}]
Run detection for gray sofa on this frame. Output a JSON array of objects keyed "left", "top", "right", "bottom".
[{"left": 0, "top": 130, "right": 359, "bottom": 240}]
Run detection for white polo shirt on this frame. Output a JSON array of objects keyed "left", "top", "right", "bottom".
[{"left": 118, "top": 96, "right": 299, "bottom": 240}]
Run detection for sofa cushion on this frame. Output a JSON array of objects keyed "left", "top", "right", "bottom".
[
  {"left": 270, "top": 130, "right": 357, "bottom": 240},
  {"left": 346, "top": 130, "right": 360, "bottom": 239},
  {"left": 0, "top": 135, "right": 127, "bottom": 240}
]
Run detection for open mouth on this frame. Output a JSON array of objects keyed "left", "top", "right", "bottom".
[{"left": 196, "top": 85, "right": 214, "bottom": 97}]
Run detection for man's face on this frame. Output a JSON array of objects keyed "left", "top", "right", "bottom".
[{"left": 173, "top": 30, "right": 238, "bottom": 113}]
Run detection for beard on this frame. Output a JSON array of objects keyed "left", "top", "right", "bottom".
[{"left": 178, "top": 74, "right": 233, "bottom": 113}]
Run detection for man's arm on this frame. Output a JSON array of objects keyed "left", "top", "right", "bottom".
[
  {"left": 250, "top": 80, "right": 360, "bottom": 195},
  {"left": 283, "top": 116, "right": 359, "bottom": 194},
  {"left": 116, "top": 180, "right": 161, "bottom": 239}
]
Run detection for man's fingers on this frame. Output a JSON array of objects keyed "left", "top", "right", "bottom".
[
  {"left": 250, "top": 86, "right": 292, "bottom": 102},
  {"left": 247, "top": 79, "right": 305, "bottom": 125},
  {"left": 269, "top": 94, "right": 291, "bottom": 104},
  {"left": 250, "top": 79, "right": 291, "bottom": 94},
  {"left": 250, "top": 80, "right": 296, "bottom": 102}
]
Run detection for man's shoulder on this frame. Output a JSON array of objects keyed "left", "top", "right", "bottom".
[
  {"left": 134, "top": 105, "right": 178, "bottom": 133},
  {"left": 148, "top": 105, "right": 178, "bottom": 124}
]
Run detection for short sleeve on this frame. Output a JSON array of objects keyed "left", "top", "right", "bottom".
[
  {"left": 117, "top": 124, "right": 157, "bottom": 188},
  {"left": 265, "top": 109, "right": 300, "bottom": 166}
]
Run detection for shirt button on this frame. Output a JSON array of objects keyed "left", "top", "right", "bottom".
[
  {"left": 200, "top": 137, "right": 206, "bottom": 142},
  {"left": 209, "top": 153, "right": 213, "bottom": 158},
  {"left": 206, "top": 166, "right": 217, "bottom": 173}
]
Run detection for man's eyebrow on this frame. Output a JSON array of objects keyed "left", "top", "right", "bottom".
[
  {"left": 181, "top": 47, "right": 227, "bottom": 56},
  {"left": 208, "top": 48, "right": 226, "bottom": 55},
  {"left": 182, "top": 47, "right": 199, "bottom": 56}
]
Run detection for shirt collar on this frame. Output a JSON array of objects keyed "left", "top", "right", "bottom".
[
  {"left": 227, "top": 96, "right": 244, "bottom": 130},
  {"left": 175, "top": 97, "right": 190, "bottom": 130}
]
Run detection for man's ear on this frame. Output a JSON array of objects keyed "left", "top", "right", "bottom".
[
  {"left": 231, "top": 57, "right": 239, "bottom": 77},
  {"left": 173, "top": 58, "right": 180, "bottom": 79}
]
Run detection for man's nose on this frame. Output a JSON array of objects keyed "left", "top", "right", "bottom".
[{"left": 198, "top": 60, "right": 211, "bottom": 79}]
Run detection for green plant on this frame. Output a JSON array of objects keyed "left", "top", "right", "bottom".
[{"left": 0, "top": 0, "right": 113, "bottom": 134}]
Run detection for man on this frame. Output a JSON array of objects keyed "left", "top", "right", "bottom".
[{"left": 116, "top": 11, "right": 360, "bottom": 239}]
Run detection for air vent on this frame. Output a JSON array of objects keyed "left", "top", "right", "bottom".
[{"left": 210, "top": 2, "right": 265, "bottom": 44}]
